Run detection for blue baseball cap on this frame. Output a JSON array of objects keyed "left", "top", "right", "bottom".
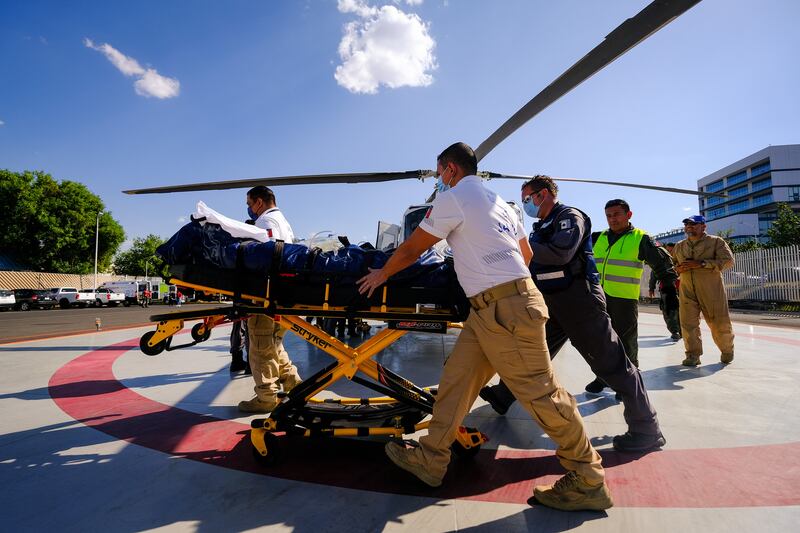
[{"left": 682, "top": 215, "right": 706, "bottom": 224}]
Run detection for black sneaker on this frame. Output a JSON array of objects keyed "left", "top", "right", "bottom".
[
  {"left": 612, "top": 431, "right": 666, "bottom": 452},
  {"left": 584, "top": 378, "right": 607, "bottom": 394},
  {"left": 479, "top": 386, "right": 513, "bottom": 416},
  {"left": 670, "top": 332, "right": 682, "bottom": 341}
]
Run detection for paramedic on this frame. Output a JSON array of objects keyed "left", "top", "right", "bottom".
[
  {"left": 479, "top": 177, "right": 665, "bottom": 453},
  {"left": 357, "top": 143, "right": 612, "bottom": 512},
  {"left": 238, "top": 186, "right": 302, "bottom": 413}
]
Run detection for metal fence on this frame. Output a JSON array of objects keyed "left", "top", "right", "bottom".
[
  {"left": 641, "top": 244, "right": 800, "bottom": 303},
  {"left": 722, "top": 245, "right": 800, "bottom": 302}
]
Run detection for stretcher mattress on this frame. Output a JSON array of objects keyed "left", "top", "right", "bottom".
[{"left": 158, "top": 218, "right": 470, "bottom": 318}]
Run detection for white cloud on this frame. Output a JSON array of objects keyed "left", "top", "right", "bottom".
[
  {"left": 335, "top": 1, "right": 436, "bottom": 94},
  {"left": 0, "top": 120, "right": 4, "bottom": 126},
  {"left": 177, "top": 216, "right": 188, "bottom": 223},
  {"left": 682, "top": 206, "right": 692, "bottom": 211},
  {"left": 84, "top": 38, "right": 180, "bottom": 99}
]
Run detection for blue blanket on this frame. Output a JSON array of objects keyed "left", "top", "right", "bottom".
[{"left": 157, "top": 219, "right": 456, "bottom": 288}]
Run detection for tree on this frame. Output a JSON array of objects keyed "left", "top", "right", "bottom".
[
  {"left": 113, "top": 234, "right": 169, "bottom": 278},
  {"left": 766, "top": 203, "right": 800, "bottom": 247},
  {"left": 0, "top": 169, "right": 125, "bottom": 273}
]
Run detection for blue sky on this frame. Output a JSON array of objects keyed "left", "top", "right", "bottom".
[{"left": 2, "top": 0, "right": 799, "bottom": 249}]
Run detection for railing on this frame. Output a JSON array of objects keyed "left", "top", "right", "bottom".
[{"left": 641, "top": 244, "right": 800, "bottom": 303}]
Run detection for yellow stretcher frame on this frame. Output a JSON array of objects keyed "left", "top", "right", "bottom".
[{"left": 139, "top": 276, "right": 486, "bottom": 466}]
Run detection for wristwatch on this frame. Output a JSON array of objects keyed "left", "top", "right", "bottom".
[{"left": 700, "top": 260, "right": 707, "bottom": 268}]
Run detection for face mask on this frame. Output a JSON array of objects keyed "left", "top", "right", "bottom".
[
  {"left": 435, "top": 165, "right": 453, "bottom": 193},
  {"left": 247, "top": 207, "right": 258, "bottom": 220},
  {"left": 523, "top": 201, "right": 539, "bottom": 218},
  {"left": 523, "top": 191, "right": 544, "bottom": 218}
]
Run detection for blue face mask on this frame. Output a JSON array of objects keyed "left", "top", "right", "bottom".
[
  {"left": 523, "top": 201, "right": 539, "bottom": 219},
  {"left": 435, "top": 176, "right": 450, "bottom": 193},
  {"left": 247, "top": 206, "right": 258, "bottom": 220}
]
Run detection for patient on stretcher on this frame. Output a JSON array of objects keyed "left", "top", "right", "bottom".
[{"left": 156, "top": 202, "right": 469, "bottom": 316}]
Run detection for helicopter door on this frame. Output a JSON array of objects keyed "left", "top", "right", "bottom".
[{"left": 375, "top": 221, "right": 401, "bottom": 251}]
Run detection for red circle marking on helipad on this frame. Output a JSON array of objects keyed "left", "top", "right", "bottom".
[{"left": 49, "top": 337, "right": 800, "bottom": 508}]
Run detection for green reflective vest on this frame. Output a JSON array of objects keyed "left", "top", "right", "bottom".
[{"left": 594, "top": 228, "right": 645, "bottom": 299}]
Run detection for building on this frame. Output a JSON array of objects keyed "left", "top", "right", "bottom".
[{"left": 697, "top": 145, "right": 800, "bottom": 244}]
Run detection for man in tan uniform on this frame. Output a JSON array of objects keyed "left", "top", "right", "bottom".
[
  {"left": 358, "top": 142, "right": 611, "bottom": 512},
  {"left": 672, "top": 215, "right": 735, "bottom": 366}
]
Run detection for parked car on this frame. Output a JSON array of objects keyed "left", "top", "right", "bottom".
[
  {"left": 0, "top": 289, "right": 15, "bottom": 311},
  {"left": 94, "top": 287, "right": 126, "bottom": 307},
  {"left": 49, "top": 287, "right": 96, "bottom": 309},
  {"left": 78, "top": 289, "right": 98, "bottom": 307},
  {"left": 12, "top": 289, "right": 58, "bottom": 311}
]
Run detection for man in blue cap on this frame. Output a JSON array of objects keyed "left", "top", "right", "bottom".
[{"left": 672, "top": 215, "right": 735, "bottom": 366}]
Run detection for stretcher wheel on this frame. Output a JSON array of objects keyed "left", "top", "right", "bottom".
[
  {"left": 191, "top": 323, "right": 211, "bottom": 342},
  {"left": 139, "top": 331, "right": 167, "bottom": 356},
  {"left": 451, "top": 440, "right": 481, "bottom": 459},
  {"left": 251, "top": 432, "right": 281, "bottom": 466}
]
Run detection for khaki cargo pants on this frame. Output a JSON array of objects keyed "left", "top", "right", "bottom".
[
  {"left": 247, "top": 314, "right": 300, "bottom": 402},
  {"left": 417, "top": 278, "right": 605, "bottom": 484},
  {"left": 679, "top": 270, "right": 734, "bottom": 358}
]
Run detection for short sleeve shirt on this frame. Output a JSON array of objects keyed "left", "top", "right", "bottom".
[
  {"left": 418, "top": 175, "right": 529, "bottom": 297},
  {"left": 255, "top": 208, "right": 295, "bottom": 243}
]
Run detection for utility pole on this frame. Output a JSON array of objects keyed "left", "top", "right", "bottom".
[{"left": 94, "top": 211, "right": 101, "bottom": 290}]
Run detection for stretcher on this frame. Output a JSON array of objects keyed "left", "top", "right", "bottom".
[{"left": 138, "top": 263, "right": 487, "bottom": 465}]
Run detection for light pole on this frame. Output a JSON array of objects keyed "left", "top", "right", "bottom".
[
  {"left": 93, "top": 211, "right": 101, "bottom": 290},
  {"left": 145, "top": 259, "right": 151, "bottom": 282}
]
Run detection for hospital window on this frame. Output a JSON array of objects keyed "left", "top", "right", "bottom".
[
  {"left": 750, "top": 161, "right": 771, "bottom": 178},
  {"left": 706, "top": 195, "right": 725, "bottom": 206},
  {"left": 726, "top": 171, "right": 748, "bottom": 187},
  {"left": 752, "top": 178, "right": 771, "bottom": 192},
  {"left": 728, "top": 185, "right": 748, "bottom": 198},
  {"left": 751, "top": 194, "right": 772, "bottom": 207},
  {"left": 789, "top": 187, "right": 800, "bottom": 201},
  {"left": 728, "top": 199, "right": 750, "bottom": 213},
  {"left": 707, "top": 207, "right": 726, "bottom": 220},
  {"left": 705, "top": 180, "right": 724, "bottom": 193}
]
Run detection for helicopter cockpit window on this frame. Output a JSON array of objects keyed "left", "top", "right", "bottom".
[{"left": 404, "top": 207, "right": 429, "bottom": 241}]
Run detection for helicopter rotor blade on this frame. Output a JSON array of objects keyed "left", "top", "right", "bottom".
[
  {"left": 474, "top": 0, "right": 702, "bottom": 162},
  {"left": 123, "top": 170, "right": 438, "bottom": 194},
  {"left": 480, "top": 171, "right": 723, "bottom": 198}
]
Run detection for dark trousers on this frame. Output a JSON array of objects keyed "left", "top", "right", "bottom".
[
  {"left": 605, "top": 294, "right": 639, "bottom": 367},
  {"left": 230, "top": 319, "right": 249, "bottom": 359},
  {"left": 488, "top": 279, "right": 660, "bottom": 436},
  {"left": 660, "top": 294, "right": 681, "bottom": 336}
]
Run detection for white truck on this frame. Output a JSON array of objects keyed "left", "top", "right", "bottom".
[
  {"left": 94, "top": 287, "right": 126, "bottom": 307},
  {"left": 99, "top": 281, "right": 152, "bottom": 307},
  {"left": 49, "top": 287, "right": 97, "bottom": 309}
]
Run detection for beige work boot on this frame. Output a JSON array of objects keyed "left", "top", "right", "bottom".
[
  {"left": 238, "top": 397, "right": 279, "bottom": 414},
  {"left": 385, "top": 441, "right": 443, "bottom": 488},
  {"left": 281, "top": 374, "right": 303, "bottom": 393},
  {"left": 720, "top": 353, "right": 734, "bottom": 364},
  {"left": 682, "top": 355, "right": 701, "bottom": 367},
  {"left": 533, "top": 471, "right": 614, "bottom": 512}
]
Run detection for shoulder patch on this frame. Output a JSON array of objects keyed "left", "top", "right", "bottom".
[{"left": 559, "top": 219, "right": 572, "bottom": 230}]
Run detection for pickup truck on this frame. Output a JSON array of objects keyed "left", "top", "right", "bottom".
[
  {"left": 94, "top": 288, "right": 126, "bottom": 307},
  {"left": 50, "top": 287, "right": 97, "bottom": 309}
]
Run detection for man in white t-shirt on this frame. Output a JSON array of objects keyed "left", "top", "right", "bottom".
[
  {"left": 238, "top": 186, "right": 302, "bottom": 413},
  {"left": 357, "top": 143, "right": 611, "bottom": 512}
]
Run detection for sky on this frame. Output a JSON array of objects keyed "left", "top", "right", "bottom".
[{"left": 2, "top": 0, "right": 799, "bottom": 250}]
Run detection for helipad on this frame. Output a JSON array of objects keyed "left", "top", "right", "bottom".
[{"left": 1, "top": 311, "right": 798, "bottom": 532}]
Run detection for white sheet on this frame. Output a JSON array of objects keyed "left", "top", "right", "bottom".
[{"left": 192, "top": 201, "right": 269, "bottom": 243}]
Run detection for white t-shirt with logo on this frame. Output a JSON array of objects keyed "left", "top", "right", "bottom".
[
  {"left": 419, "top": 175, "right": 529, "bottom": 297},
  {"left": 255, "top": 207, "right": 295, "bottom": 243}
]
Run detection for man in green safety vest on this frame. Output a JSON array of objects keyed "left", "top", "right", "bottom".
[{"left": 585, "top": 199, "right": 678, "bottom": 395}]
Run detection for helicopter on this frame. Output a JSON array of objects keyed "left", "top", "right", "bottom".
[{"left": 124, "top": 0, "right": 719, "bottom": 244}]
